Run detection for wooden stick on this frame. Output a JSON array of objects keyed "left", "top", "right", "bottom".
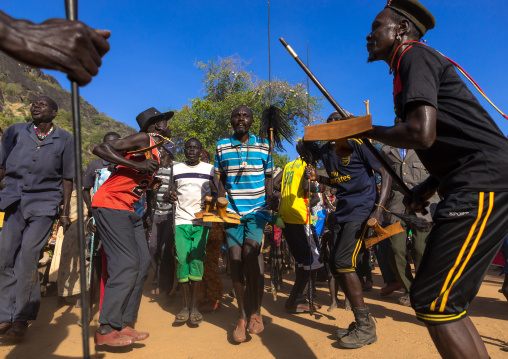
[{"left": 64, "top": 1, "right": 90, "bottom": 357}]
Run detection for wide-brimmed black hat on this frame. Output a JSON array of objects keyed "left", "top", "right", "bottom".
[{"left": 136, "top": 107, "right": 174, "bottom": 132}]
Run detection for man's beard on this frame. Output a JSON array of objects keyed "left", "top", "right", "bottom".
[
  {"left": 234, "top": 127, "right": 248, "bottom": 137},
  {"left": 367, "top": 51, "right": 376, "bottom": 63}
]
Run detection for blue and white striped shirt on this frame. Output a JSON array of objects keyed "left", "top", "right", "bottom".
[{"left": 215, "top": 133, "right": 272, "bottom": 219}]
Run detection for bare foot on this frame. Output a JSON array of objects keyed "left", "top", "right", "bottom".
[{"left": 327, "top": 301, "right": 337, "bottom": 312}]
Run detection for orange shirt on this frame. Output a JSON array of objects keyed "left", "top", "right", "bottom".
[{"left": 92, "top": 137, "right": 160, "bottom": 211}]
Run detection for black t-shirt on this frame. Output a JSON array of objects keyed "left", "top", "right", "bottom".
[
  {"left": 393, "top": 42, "right": 508, "bottom": 196},
  {"left": 319, "top": 139, "right": 381, "bottom": 223}
]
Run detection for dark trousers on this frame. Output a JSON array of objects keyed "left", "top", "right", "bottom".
[
  {"left": 389, "top": 221, "right": 427, "bottom": 292},
  {"left": 0, "top": 206, "right": 54, "bottom": 322},
  {"left": 149, "top": 213, "right": 174, "bottom": 292},
  {"left": 374, "top": 235, "right": 397, "bottom": 284},
  {"left": 93, "top": 207, "right": 150, "bottom": 329}
]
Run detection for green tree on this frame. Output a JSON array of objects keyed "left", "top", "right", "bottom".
[{"left": 169, "top": 55, "right": 324, "bottom": 163}]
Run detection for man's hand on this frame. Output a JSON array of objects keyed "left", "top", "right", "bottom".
[
  {"left": 369, "top": 206, "right": 383, "bottom": 225},
  {"left": 134, "top": 159, "right": 159, "bottom": 174},
  {"left": 403, "top": 183, "right": 432, "bottom": 213},
  {"left": 164, "top": 190, "right": 177, "bottom": 204},
  {"left": 86, "top": 216, "right": 96, "bottom": 233},
  {"left": 60, "top": 216, "right": 71, "bottom": 234},
  {"left": 1, "top": 13, "right": 110, "bottom": 86}
]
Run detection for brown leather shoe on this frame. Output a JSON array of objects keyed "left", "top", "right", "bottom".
[
  {"left": 4, "top": 322, "right": 27, "bottom": 339},
  {"left": 94, "top": 330, "right": 136, "bottom": 346},
  {"left": 0, "top": 322, "right": 12, "bottom": 335},
  {"left": 380, "top": 281, "right": 403, "bottom": 297},
  {"left": 248, "top": 314, "right": 264, "bottom": 334},
  {"left": 120, "top": 326, "right": 149, "bottom": 341},
  {"left": 233, "top": 319, "right": 247, "bottom": 343}
]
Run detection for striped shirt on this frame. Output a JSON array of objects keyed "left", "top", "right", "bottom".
[
  {"left": 215, "top": 133, "right": 272, "bottom": 219},
  {"left": 153, "top": 165, "right": 173, "bottom": 215}
]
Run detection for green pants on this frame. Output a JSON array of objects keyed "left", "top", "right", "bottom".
[
  {"left": 388, "top": 220, "right": 428, "bottom": 292},
  {"left": 175, "top": 224, "right": 210, "bottom": 282}
]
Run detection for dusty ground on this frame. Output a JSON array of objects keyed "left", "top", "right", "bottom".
[{"left": 0, "top": 267, "right": 506, "bottom": 359}]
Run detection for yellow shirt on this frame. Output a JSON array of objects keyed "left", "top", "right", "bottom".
[{"left": 279, "top": 158, "right": 309, "bottom": 224}]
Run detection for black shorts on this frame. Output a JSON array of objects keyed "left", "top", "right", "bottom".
[
  {"left": 329, "top": 220, "right": 369, "bottom": 275},
  {"left": 411, "top": 191, "right": 508, "bottom": 324},
  {"left": 281, "top": 223, "right": 323, "bottom": 270}
]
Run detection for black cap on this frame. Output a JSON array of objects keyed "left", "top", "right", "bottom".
[
  {"left": 385, "top": 0, "right": 436, "bottom": 36},
  {"left": 136, "top": 107, "right": 174, "bottom": 132}
]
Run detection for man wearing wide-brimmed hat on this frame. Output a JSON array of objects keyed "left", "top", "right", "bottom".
[
  {"left": 363, "top": 1, "right": 508, "bottom": 358},
  {"left": 91, "top": 107, "right": 173, "bottom": 347}
]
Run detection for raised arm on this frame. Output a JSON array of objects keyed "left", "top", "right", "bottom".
[
  {"left": 0, "top": 10, "right": 110, "bottom": 86},
  {"left": 93, "top": 132, "right": 158, "bottom": 173}
]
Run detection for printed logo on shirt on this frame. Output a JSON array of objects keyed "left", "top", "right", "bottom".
[
  {"left": 449, "top": 212, "right": 470, "bottom": 216},
  {"left": 341, "top": 157, "right": 350, "bottom": 166},
  {"left": 329, "top": 172, "right": 351, "bottom": 184}
]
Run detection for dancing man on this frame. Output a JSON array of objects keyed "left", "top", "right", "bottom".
[
  {"left": 214, "top": 105, "right": 272, "bottom": 342},
  {"left": 274, "top": 139, "right": 323, "bottom": 313},
  {"left": 170, "top": 138, "right": 217, "bottom": 325},
  {"left": 0, "top": 96, "right": 73, "bottom": 339},
  {"left": 91, "top": 107, "right": 172, "bottom": 346},
  {"left": 310, "top": 111, "right": 391, "bottom": 349},
  {"left": 363, "top": 1, "right": 508, "bottom": 357}
]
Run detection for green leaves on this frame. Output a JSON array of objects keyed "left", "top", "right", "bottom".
[{"left": 170, "top": 55, "right": 324, "bottom": 167}]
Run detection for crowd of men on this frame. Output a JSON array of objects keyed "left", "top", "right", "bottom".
[{"left": 0, "top": 0, "right": 507, "bottom": 358}]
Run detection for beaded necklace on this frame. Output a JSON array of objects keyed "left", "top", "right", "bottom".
[
  {"left": 147, "top": 133, "right": 172, "bottom": 158},
  {"left": 147, "top": 133, "right": 171, "bottom": 143},
  {"left": 34, "top": 124, "right": 54, "bottom": 141}
]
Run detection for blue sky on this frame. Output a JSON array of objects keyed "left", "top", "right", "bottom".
[{"left": 3, "top": 1, "right": 508, "bottom": 159}]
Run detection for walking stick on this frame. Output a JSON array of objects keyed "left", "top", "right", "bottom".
[
  {"left": 269, "top": 128, "right": 278, "bottom": 300},
  {"left": 307, "top": 178, "right": 314, "bottom": 316},
  {"left": 279, "top": 38, "right": 426, "bottom": 212},
  {"left": 64, "top": 0, "right": 90, "bottom": 357},
  {"left": 170, "top": 160, "right": 175, "bottom": 237},
  {"left": 305, "top": 41, "right": 315, "bottom": 316},
  {"left": 87, "top": 170, "right": 101, "bottom": 285}
]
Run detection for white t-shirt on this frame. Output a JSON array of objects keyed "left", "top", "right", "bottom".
[{"left": 173, "top": 161, "right": 214, "bottom": 226}]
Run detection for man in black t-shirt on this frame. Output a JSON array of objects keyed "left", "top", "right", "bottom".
[
  {"left": 312, "top": 111, "right": 392, "bottom": 349},
  {"left": 363, "top": 1, "right": 508, "bottom": 358}
]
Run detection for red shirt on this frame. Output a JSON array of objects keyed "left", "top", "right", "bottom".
[{"left": 92, "top": 137, "right": 160, "bottom": 211}]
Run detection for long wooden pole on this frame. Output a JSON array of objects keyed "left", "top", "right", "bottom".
[
  {"left": 64, "top": 1, "right": 90, "bottom": 357},
  {"left": 279, "top": 37, "right": 417, "bottom": 202}
]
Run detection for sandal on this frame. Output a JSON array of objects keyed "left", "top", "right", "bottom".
[
  {"left": 398, "top": 293, "right": 411, "bottom": 307},
  {"left": 233, "top": 319, "right": 247, "bottom": 343},
  {"left": 248, "top": 314, "right": 264, "bottom": 334},
  {"left": 190, "top": 310, "right": 203, "bottom": 325},
  {"left": 174, "top": 308, "right": 190, "bottom": 323}
]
